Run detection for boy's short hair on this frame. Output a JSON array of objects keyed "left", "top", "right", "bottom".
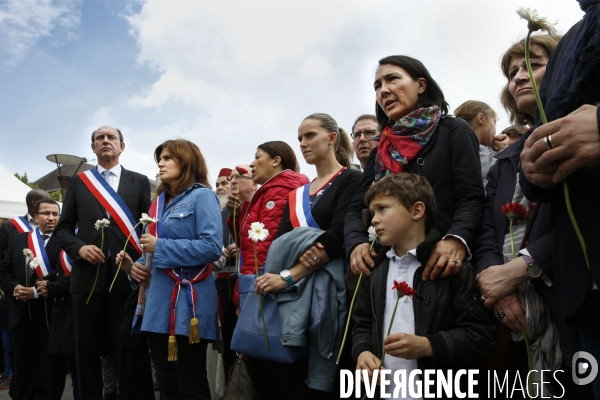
[{"left": 365, "top": 173, "right": 437, "bottom": 232}]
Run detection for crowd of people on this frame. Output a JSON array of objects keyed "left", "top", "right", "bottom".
[{"left": 0, "top": 1, "right": 599, "bottom": 399}]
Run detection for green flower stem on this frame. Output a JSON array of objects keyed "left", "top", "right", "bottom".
[
  {"left": 109, "top": 221, "right": 143, "bottom": 292},
  {"left": 563, "top": 181, "right": 590, "bottom": 269},
  {"left": 525, "top": 31, "right": 547, "bottom": 125},
  {"left": 44, "top": 298, "right": 49, "bottom": 330},
  {"left": 87, "top": 227, "right": 104, "bottom": 305},
  {"left": 233, "top": 187, "right": 241, "bottom": 274},
  {"left": 361, "top": 293, "right": 400, "bottom": 400},
  {"left": 337, "top": 272, "right": 362, "bottom": 365},
  {"left": 523, "top": 327, "right": 533, "bottom": 399},
  {"left": 525, "top": 30, "right": 589, "bottom": 269},
  {"left": 509, "top": 220, "right": 516, "bottom": 260},
  {"left": 337, "top": 238, "right": 377, "bottom": 365},
  {"left": 255, "top": 244, "right": 269, "bottom": 351},
  {"left": 24, "top": 256, "right": 31, "bottom": 320}
]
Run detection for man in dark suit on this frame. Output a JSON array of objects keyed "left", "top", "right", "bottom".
[
  {"left": 0, "top": 189, "right": 49, "bottom": 261},
  {"left": 54, "top": 126, "right": 152, "bottom": 400},
  {"left": 0, "top": 199, "right": 63, "bottom": 399}
]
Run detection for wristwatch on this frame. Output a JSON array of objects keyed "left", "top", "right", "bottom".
[
  {"left": 280, "top": 270, "right": 294, "bottom": 287},
  {"left": 522, "top": 255, "right": 542, "bottom": 278}
]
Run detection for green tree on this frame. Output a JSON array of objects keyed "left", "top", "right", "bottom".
[
  {"left": 49, "top": 190, "right": 61, "bottom": 202},
  {"left": 14, "top": 172, "right": 39, "bottom": 189}
]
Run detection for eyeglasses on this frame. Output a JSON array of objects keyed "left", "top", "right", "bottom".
[
  {"left": 351, "top": 129, "right": 379, "bottom": 141},
  {"left": 36, "top": 211, "right": 60, "bottom": 217},
  {"left": 226, "top": 174, "right": 252, "bottom": 182}
]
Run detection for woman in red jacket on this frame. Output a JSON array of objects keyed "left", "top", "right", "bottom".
[{"left": 227, "top": 141, "right": 309, "bottom": 307}]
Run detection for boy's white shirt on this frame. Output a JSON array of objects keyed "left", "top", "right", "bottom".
[{"left": 383, "top": 247, "right": 423, "bottom": 400}]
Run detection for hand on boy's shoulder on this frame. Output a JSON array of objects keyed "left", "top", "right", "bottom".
[{"left": 383, "top": 333, "right": 433, "bottom": 359}]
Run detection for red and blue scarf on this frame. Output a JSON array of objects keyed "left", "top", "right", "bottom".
[{"left": 377, "top": 106, "right": 441, "bottom": 174}]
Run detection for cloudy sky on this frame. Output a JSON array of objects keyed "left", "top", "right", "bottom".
[{"left": 0, "top": 0, "right": 584, "bottom": 185}]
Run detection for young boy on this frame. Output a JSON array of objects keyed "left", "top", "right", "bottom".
[{"left": 352, "top": 173, "right": 495, "bottom": 399}]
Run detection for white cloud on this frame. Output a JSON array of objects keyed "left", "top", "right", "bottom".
[
  {"left": 101, "top": 0, "right": 584, "bottom": 181},
  {"left": 0, "top": 0, "right": 81, "bottom": 68}
]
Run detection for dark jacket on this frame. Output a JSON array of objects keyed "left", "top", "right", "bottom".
[
  {"left": 474, "top": 133, "right": 553, "bottom": 274},
  {"left": 0, "top": 216, "right": 28, "bottom": 262},
  {"left": 474, "top": 134, "right": 579, "bottom": 362},
  {"left": 46, "top": 271, "right": 75, "bottom": 354},
  {"left": 344, "top": 116, "right": 484, "bottom": 259},
  {"left": 276, "top": 167, "right": 362, "bottom": 260},
  {"left": 0, "top": 232, "right": 59, "bottom": 329},
  {"left": 55, "top": 166, "right": 151, "bottom": 294},
  {"left": 519, "top": 20, "right": 600, "bottom": 317},
  {"left": 351, "top": 230, "right": 495, "bottom": 385}
]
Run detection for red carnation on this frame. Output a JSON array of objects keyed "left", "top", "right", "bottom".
[
  {"left": 501, "top": 202, "right": 528, "bottom": 223},
  {"left": 236, "top": 166, "right": 249, "bottom": 175},
  {"left": 392, "top": 280, "right": 417, "bottom": 298}
]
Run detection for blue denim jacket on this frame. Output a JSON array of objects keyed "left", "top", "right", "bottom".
[
  {"left": 265, "top": 227, "right": 347, "bottom": 392},
  {"left": 141, "top": 184, "right": 222, "bottom": 339}
]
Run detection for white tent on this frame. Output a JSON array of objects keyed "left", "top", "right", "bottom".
[{"left": 0, "top": 160, "right": 32, "bottom": 218}]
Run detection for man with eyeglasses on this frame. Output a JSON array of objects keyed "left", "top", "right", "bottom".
[
  {"left": 226, "top": 164, "right": 256, "bottom": 211},
  {"left": 350, "top": 114, "right": 380, "bottom": 171},
  {"left": 0, "top": 199, "right": 65, "bottom": 399}
]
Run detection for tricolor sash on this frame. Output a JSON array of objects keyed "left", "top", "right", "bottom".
[
  {"left": 79, "top": 169, "right": 142, "bottom": 255},
  {"left": 27, "top": 228, "right": 52, "bottom": 278},
  {"left": 288, "top": 183, "right": 319, "bottom": 229},
  {"left": 59, "top": 250, "right": 73, "bottom": 277},
  {"left": 10, "top": 216, "right": 33, "bottom": 233}
]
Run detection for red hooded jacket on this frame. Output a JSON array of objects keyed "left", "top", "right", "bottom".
[{"left": 228, "top": 169, "right": 309, "bottom": 306}]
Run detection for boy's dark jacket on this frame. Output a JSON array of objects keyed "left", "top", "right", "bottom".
[{"left": 351, "top": 229, "right": 495, "bottom": 373}]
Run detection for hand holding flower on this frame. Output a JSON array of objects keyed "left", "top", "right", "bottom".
[
  {"left": 383, "top": 333, "right": 433, "bottom": 359},
  {"left": 115, "top": 251, "right": 134, "bottom": 273},
  {"left": 130, "top": 262, "right": 149, "bottom": 283},
  {"left": 36, "top": 280, "right": 48, "bottom": 297},
  {"left": 77, "top": 245, "right": 105, "bottom": 265},
  {"left": 139, "top": 234, "right": 157, "bottom": 253}
]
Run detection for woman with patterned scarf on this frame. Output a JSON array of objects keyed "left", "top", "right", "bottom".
[{"left": 345, "top": 55, "right": 484, "bottom": 286}]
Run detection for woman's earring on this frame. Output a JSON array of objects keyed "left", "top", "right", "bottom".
[{"left": 329, "top": 144, "right": 332, "bottom": 149}]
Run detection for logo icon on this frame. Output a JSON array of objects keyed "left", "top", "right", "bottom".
[{"left": 572, "top": 351, "right": 598, "bottom": 386}]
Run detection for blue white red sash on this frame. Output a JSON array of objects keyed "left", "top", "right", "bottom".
[
  {"left": 79, "top": 169, "right": 142, "bottom": 255},
  {"left": 27, "top": 228, "right": 52, "bottom": 278},
  {"left": 10, "top": 216, "right": 33, "bottom": 233},
  {"left": 59, "top": 250, "right": 73, "bottom": 277},
  {"left": 288, "top": 183, "right": 320, "bottom": 229}
]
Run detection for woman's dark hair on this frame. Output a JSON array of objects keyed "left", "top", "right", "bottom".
[
  {"left": 257, "top": 141, "right": 299, "bottom": 172},
  {"left": 154, "top": 139, "right": 211, "bottom": 198},
  {"left": 303, "top": 113, "right": 353, "bottom": 168},
  {"left": 375, "top": 55, "right": 449, "bottom": 129},
  {"left": 500, "top": 34, "right": 561, "bottom": 126}
]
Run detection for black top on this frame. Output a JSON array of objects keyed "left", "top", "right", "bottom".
[
  {"left": 276, "top": 168, "right": 362, "bottom": 260},
  {"left": 344, "top": 116, "right": 485, "bottom": 259},
  {"left": 520, "top": 20, "right": 600, "bottom": 316}
]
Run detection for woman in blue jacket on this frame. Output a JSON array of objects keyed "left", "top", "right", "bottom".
[{"left": 118, "top": 139, "right": 222, "bottom": 400}]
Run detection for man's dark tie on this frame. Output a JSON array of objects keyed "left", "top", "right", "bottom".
[{"left": 41, "top": 234, "right": 50, "bottom": 243}]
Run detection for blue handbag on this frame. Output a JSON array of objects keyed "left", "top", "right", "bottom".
[{"left": 230, "top": 274, "right": 308, "bottom": 363}]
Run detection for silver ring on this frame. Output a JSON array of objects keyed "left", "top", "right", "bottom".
[
  {"left": 141, "top": 244, "right": 144, "bottom": 249},
  {"left": 308, "top": 259, "right": 314, "bottom": 265},
  {"left": 498, "top": 312, "right": 506, "bottom": 319},
  {"left": 481, "top": 295, "right": 487, "bottom": 301},
  {"left": 544, "top": 134, "right": 555, "bottom": 150},
  {"left": 262, "top": 283, "right": 267, "bottom": 288}
]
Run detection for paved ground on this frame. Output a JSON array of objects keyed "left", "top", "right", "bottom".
[{"left": 0, "top": 373, "right": 162, "bottom": 399}]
